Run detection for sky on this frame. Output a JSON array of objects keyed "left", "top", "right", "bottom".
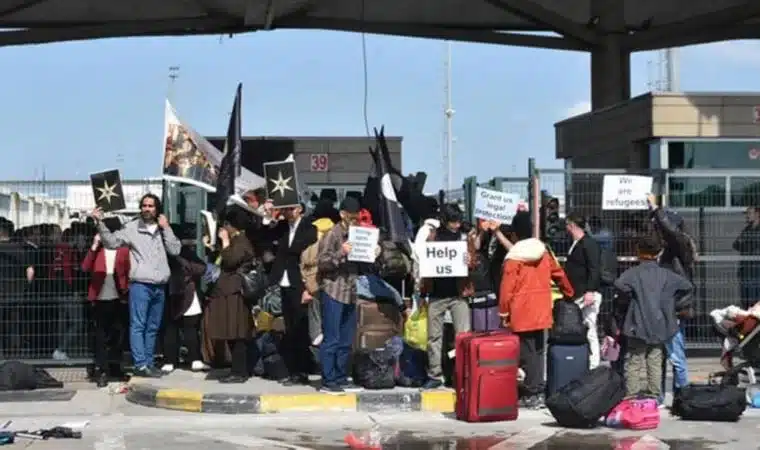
[{"left": 0, "top": 32, "right": 759, "bottom": 192}]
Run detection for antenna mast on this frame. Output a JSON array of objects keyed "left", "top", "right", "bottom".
[
  {"left": 168, "top": 66, "right": 180, "bottom": 101},
  {"left": 443, "top": 42, "right": 455, "bottom": 193}
]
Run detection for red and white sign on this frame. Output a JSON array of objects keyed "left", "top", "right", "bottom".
[
  {"left": 310, "top": 153, "right": 329, "bottom": 172},
  {"left": 750, "top": 149, "right": 759, "bottom": 160},
  {"left": 753, "top": 106, "right": 760, "bottom": 124}
]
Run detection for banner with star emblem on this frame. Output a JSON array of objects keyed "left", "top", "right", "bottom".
[
  {"left": 162, "top": 100, "right": 266, "bottom": 193},
  {"left": 263, "top": 160, "right": 300, "bottom": 208},
  {"left": 90, "top": 169, "right": 126, "bottom": 212}
]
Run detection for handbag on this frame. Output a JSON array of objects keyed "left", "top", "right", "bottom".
[{"left": 239, "top": 262, "right": 268, "bottom": 304}]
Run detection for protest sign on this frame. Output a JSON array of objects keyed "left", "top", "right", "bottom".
[
  {"left": 347, "top": 226, "right": 380, "bottom": 263},
  {"left": 474, "top": 187, "right": 519, "bottom": 224},
  {"left": 418, "top": 241, "right": 468, "bottom": 278},
  {"left": 601, "top": 175, "right": 652, "bottom": 210}
]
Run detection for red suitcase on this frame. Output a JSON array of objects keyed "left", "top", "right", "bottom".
[{"left": 455, "top": 330, "right": 519, "bottom": 422}]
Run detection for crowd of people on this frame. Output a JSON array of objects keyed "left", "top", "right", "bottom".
[{"left": 0, "top": 186, "right": 744, "bottom": 406}]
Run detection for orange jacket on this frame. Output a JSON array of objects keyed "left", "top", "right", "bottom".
[{"left": 499, "top": 238, "right": 574, "bottom": 332}]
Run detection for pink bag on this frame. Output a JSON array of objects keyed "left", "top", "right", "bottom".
[
  {"left": 605, "top": 398, "right": 660, "bottom": 430},
  {"left": 601, "top": 336, "right": 620, "bottom": 362}
]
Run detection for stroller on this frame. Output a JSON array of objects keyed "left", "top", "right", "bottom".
[{"left": 709, "top": 304, "right": 760, "bottom": 385}]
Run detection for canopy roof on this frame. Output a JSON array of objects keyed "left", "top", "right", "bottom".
[{"left": 0, "top": 0, "right": 758, "bottom": 51}]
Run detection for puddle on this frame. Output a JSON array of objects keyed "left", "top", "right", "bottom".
[
  {"left": 530, "top": 433, "right": 724, "bottom": 450},
  {"left": 276, "top": 432, "right": 726, "bottom": 450}
]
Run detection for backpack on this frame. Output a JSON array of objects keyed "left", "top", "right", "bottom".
[
  {"left": 549, "top": 300, "right": 588, "bottom": 345},
  {"left": 353, "top": 347, "right": 396, "bottom": 390},
  {"left": 546, "top": 366, "right": 626, "bottom": 428},
  {"left": 599, "top": 246, "right": 618, "bottom": 286},
  {"left": 379, "top": 241, "right": 412, "bottom": 278}
]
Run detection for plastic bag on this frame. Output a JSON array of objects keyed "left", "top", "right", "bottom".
[
  {"left": 344, "top": 417, "right": 395, "bottom": 450},
  {"left": 404, "top": 302, "right": 428, "bottom": 351}
]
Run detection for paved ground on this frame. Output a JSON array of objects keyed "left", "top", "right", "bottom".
[{"left": 0, "top": 390, "right": 758, "bottom": 449}]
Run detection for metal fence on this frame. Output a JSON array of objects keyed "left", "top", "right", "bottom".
[
  {"left": 0, "top": 179, "right": 160, "bottom": 365},
  {"left": 446, "top": 166, "right": 757, "bottom": 350}
]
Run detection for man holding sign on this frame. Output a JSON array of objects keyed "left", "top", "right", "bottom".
[{"left": 419, "top": 204, "right": 475, "bottom": 390}]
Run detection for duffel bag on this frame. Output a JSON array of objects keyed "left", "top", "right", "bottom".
[
  {"left": 671, "top": 383, "right": 746, "bottom": 422},
  {"left": 546, "top": 366, "right": 626, "bottom": 428}
]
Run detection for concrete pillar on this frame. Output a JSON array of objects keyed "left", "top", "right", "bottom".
[{"left": 590, "top": 0, "right": 630, "bottom": 109}]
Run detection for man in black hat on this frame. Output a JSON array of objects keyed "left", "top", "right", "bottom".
[{"left": 316, "top": 197, "right": 363, "bottom": 394}]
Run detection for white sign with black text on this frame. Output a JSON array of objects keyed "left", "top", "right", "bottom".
[
  {"left": 419, "top": 241, "right": 468, "bottom": 278},
  {"left": 347, "top": 226, "right": 380, "bottom": 263},
  {"left": 473, "top": 187, "right": 520, "bottom": 224},
  {"left": 601, "top": 175, "right": 652, "bottom": 210}
]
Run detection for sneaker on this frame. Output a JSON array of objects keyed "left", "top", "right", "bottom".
[
  {"left": 191, "top": 360, "right": 210, "bottom": 372},
  {"left": 132, "top": 366, "right": 160, "bottom": 378},
  {"left": 160, "top": 364, "right": 175, "bottom": 374},
  {"left": 340, "top": 382, "right": 364, "bottom": 393},
  {"left": 312, "top": 333, "right": 324, "bottom": 346},
  {"left": 320, "top": 385, "right": 345, "bottom": 395},
  {"left": 52, "top": 349, "right": 69, "bottom": 361},
  {"left": 422, "top": 378, "right": 443, "bottom": 390}
]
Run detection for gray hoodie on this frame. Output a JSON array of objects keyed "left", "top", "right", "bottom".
[{"left": 98, "top": 219, "right": 181, "bottom": 285}]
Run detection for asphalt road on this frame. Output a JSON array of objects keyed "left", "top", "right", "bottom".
[{"left": 1, "top": 389, "right": 758, "bottom": 449}]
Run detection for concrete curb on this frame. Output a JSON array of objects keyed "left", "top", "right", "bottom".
[{"left": 126, "top": 383, "right": 455, "bottom": 414}]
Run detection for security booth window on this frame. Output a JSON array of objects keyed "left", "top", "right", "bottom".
[
  {"left": 668, "top": 140, "right": 760, "bottom": 170},
  {"left": 667, "top": 176, "right": 726, "bottom": 208}
]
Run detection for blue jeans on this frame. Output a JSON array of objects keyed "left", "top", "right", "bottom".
[
  {"left": 661, "top": 323, "right": 689, "bottom": 401},
  {"left": 355, "top": 275, "right": 404, "bottom": 308},
  {"left": 320, "top": 293, "right": 356, "bottom": 386},
  {"left": 129, "top": 282, "right": 166, "bottom": 368}
]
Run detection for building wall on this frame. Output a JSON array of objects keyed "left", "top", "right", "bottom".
[
  {"left": 651, "top": 93, "right": 760, "bottom": 138},
  {"left": 206, "top": 136, "right": 402, "bottom": 187},
  {"left": 555, "top": 92, "right": 760, "bottom": 169}
]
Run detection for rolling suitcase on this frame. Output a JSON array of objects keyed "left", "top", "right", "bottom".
[
  {"left": 546, "top": 343, "right": 590, "bottom": 397},
  {"left": 455, "top": 329, "right": 519, "bottom": 422},
  {"left": 355, "top": 299, "right": 402, "bottom": 350}
]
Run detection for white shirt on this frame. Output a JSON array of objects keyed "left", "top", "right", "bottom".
[
  {"left": 279, "top": 217, "right": 302, "bottom": 288},
  {"left": 146, "top": 224, "right": 158, "bottom": 234},
  {"left": 184, "top": 292, "right": 202, "bottom": 316},
  {"left": 98, "top": 249, "right": 119, "bottom": 301}
]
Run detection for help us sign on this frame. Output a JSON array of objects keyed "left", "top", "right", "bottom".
[{"left": 419, "top": 241, "right": 469, "bottom": 278}]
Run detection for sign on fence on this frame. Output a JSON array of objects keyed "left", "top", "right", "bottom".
[
  {"left": 347, "top": 226, "right": 379, "bottom": 263},
  {"left": 601, "top": 175, "right": 652, "bottom": 210},
  {"left": 418, "top": 241, "right": 468, "bottom": 278},
  {"left": 474, "top": 187, "right": 519, "bottom": 223}
]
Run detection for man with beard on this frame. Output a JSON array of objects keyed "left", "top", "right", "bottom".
[{"left": 92, "top": 193, "right": 181, "bottom": 378}]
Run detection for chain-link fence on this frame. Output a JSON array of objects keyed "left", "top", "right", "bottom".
[
  {"left": 0, "top": 179, "right": 161, "bottom": 364},
  {"left": 535, "top": 167, "right": 754, "bottom": 349}
]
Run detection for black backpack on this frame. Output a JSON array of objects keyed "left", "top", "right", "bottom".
[
  {"left": 546, "top": 366, "right": 626, "bottom": 428},
  {"left": 549, "top": 300, "right": 588, "bottom": 345},
  {"left": 599, "top": 246, "right": 618, "bottom": 286}
]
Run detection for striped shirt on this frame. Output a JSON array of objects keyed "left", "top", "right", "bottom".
[{"left": 317, "top": 222, "right": 357, "bottom": 304}]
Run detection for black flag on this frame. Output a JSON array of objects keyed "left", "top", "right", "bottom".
[
  {"left": 215, "top": 83, "right": 242, "bottom": 218},
  {"left": 372, "top": 127, "right": 409, "bottom": 243},
  {"left": 90, "top": 169, "right": 126, "bottom": 213}
]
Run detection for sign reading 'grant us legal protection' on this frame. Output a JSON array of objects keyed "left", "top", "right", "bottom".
[{"left": 474, "top": 187, "right": 519, "bottom": 224}]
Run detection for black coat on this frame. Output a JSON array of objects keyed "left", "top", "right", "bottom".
[
  {"left": 268, "top": 218, "right": 318, "bottom": 293},
  {"left": 563, "top": 234, "right": 601, "bottom": 296}
]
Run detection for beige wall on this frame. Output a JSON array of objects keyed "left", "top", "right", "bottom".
[
  {"left": 652, "top": 93, "right": 760, "bottom": 138},
  {"left": 556, "top": 92, "right": 760, "bottom": 169}
]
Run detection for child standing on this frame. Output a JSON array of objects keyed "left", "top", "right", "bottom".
[{"left": 611, "top": 235, "right": 694, "bottom": 398}]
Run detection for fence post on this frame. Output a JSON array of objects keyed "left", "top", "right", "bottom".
[
  {"left": 463, "top": 176, "right": 477, "bottom": 223},
  {"left": 564, "top": 158, "right": 573, "bottom": 212},
  {"left": 528, "top": 158, "right": 540, "bottom": 238}
]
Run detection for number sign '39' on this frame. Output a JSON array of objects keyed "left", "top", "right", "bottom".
[{"left": 310, "top": 154, "right": 329, "bottom": 172}]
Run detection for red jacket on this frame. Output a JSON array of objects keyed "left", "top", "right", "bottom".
[
  {"left": 81, "top": 247, "right": 130, "bottom": 301},
  {"left": 49, "top": 243, "right": 75, "bottom": 286}
]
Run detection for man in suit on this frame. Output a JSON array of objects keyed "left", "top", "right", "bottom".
[
  {"left": 270, "top": 203, "right": 318, "bottom": 385},
  {"left": 563, "top": 212, "right": 603, "bottom": 369}
]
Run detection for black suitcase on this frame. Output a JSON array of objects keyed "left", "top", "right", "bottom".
[
  {"left": 672, "top": 383, "right": 746, "bottom": 422},
  {"left": 546, "top": 343, "right": 589, "bottom": 397},
  {"left": 546, "top": 366, "right": 625, "bottom": 428}
]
